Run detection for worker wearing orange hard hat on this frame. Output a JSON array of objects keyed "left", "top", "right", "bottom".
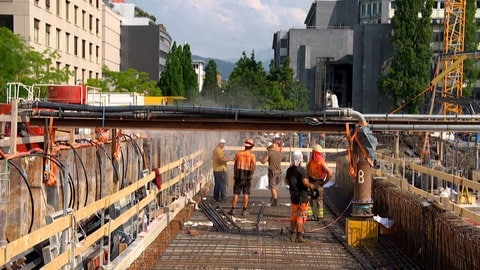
[{"left": 227, "top": 138, "right": 256, "bottom": 217}]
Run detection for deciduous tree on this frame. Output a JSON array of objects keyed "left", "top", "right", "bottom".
[{"left": 378, "top": 0, "right": 434, "bottom": 113}]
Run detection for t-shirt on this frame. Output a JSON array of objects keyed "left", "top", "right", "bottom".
[
  {"left": 307, "top": 158, "right": 327, "bottom": 180},
  {"left": 234, "top": 150, "right": 256, "bottom": 180},
  {"left": 266, "top": 150, "right": 282, "bottom": 174},
  {"left": 285, "top": 165, "right": 309, "bottom": 204},
  {"left": 212, "top": 146, "right": 227, "bottom": 172}
]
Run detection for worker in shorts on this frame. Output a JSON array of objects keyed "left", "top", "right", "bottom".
[
  {"left": 227, "top": 138, "right": 256, "bottom": 217},
  {"left": 260, "top": 140, "right": 282, "bottom": 206}
]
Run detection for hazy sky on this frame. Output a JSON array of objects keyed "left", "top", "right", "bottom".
[{"left": 128, "top": 0, "right": 312, "bottom": 60}]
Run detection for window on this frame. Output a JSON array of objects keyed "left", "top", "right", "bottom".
[
  {"left": 74, "top": 5, "right": 78, "bottom": 25},
  {"left": 65, "top": 32, "right": 70, "bottom": 52},
  {"left": 391, "top": 1, "right": 395, "bottom": 10},
  {"left": 96, "top": 18, "right": 99, "bottom": 35},
  {"left": 280, "top": 38, "right": 287, "bottom": 48},
  {"left": 45, "top": 24, "right": 51, "bottom": 47},
  {"left": 74, "top": 36, "right": 78, "bottom": 56},
  {"left": 65, "top": 0, "right": 70, "bottom": 21},
  {"left": 82, "top": 10, "right": 85, "bottom": 29},
  {"left": 56, "top": 61, "right": 61, "bottom": 70},
  {"left": 89, "top": 14, "right": 93, "bottom": 32},
  {"left": 82, "top": 39, "right": 85, "bottom": 58},
  {"left": 46, "top": 0, "right": 50, "bottom": 9},
  {"left": 89, "top": 42, "right": 92, "bottom": 61},
  {"left": 56, "top": 28, "right": 60, "bottom": 49},
  {"left": 96, "top": 45, "right": 99, "bottom": 63},
  {"left": 0, "top": 15, "right": 14, "bottom": 31},
  {"left": 56, "top": 0, "right": 60, "bottom": 16},
  {"left": 34, "top": 19, "right": 40, "bottom": 43},
  {"left": 74, "top": 66, "right": 78, "bottom": 83}
]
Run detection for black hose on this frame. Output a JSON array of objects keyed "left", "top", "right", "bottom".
[
  {"left": 82, "top": 139, "right": 122, "bottom": 199},
  {"left": 7, "top": 160, "right": 35, "bottom": 233},
  {"left": 26, "top": 152, "right": 74, "bottom": 211},
  {"left": 62, "top": 142, "right": 89, "bottom": 207}
]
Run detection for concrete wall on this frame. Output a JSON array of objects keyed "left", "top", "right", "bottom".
[{"left": 352, "top": 23, "right": 393, "bottom": 113}]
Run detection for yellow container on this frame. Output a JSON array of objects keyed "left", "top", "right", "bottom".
[{"left": 346, "top": 218, "right": 378, "bottom": 247}]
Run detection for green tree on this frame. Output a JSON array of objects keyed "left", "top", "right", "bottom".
[
  {"left": 87, "top": 66, "right": 161, "bottom": 95},
  {"left": 221, "top": 51, "right": 269, "bottom": 109},
  {"left": 0, "top": 27, "right": 70, "bottom": 101},
  {"left": 463, "top": 0, "right": 479, "bottom": 97},
  {"left": 378, "top": 0, "right": 434, "bottom": 113},
  {"left": 201, "top": 60, "right": 220, "bottom": 102},
  {"left": 181, "top": 44, "right": 199, "bottom": 102},
  {"left": 158, "top": 42, "right": 184, "bottom": 96},
  {"left": 267, "top": 58, "right": 309, "bottom": 111}
]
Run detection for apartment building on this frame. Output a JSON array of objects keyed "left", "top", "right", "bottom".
[
  {"left": 111, "top": 1, "right": 172, "bottom": 81},
  {"left": 0, "top": 0, "right": 115, "bottom": 85}
]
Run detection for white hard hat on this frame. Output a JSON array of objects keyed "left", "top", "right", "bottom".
[{"left": 219, "top": 139, "right": 226, "bottom": 144}]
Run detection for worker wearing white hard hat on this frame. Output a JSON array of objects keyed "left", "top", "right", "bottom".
[{"left": 212, "top": 138, "right": 231, "bottom": 202}]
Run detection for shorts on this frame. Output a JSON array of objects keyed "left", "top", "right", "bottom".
[
  {"left": 233, "top": 178, "right": 251, "bottom": 195},
  {"left": 268, "top": 171, "right": 282, "bottom": 189}
]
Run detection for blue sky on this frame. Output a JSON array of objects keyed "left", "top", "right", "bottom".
[{"left": 128, "top": 0, "right": 312, "bottom": 60}]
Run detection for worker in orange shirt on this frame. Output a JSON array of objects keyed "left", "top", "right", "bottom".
[
  {"left": 306, "top": 144, "right": 333, "bottom": 220},
  {"left": 227, "top": 138, "right": 256, "bottom": 217}
]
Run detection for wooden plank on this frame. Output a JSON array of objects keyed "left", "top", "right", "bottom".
[
  {"left": 379, "top": 171, "right": 480, "bottom": 225},
  {"left": 376, "top": 153, "right": 480, "bottom": 191},
  {"left": 3, "top": 150, "right": 203, "bottom": 268},
  {"left": 0, "top": 215, "right": 70, "bottom": 266},
  {"left": 225, "top": 146, "right": 345, "bottom": 154}
]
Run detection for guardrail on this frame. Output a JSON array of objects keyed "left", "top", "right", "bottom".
[
  {"left": 0, "top": 149, "right": 204, "bottom": 269},
  {"left": 376, "top": 153, "right": 480, "bottom": 224}
]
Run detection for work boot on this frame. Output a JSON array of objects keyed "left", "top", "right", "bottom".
[
  {"left": 290, "top": 232, "right": 297, "bottom": 242},
  {"left": 227, "top": 209, "right": 234, "bottom": 215},
  {"left": 272, "top": 199, "right": 278, "bottom": 207},
  {"left": 296, "top": 233, "right": 308, "bottom": 243},
  {"left": 241, "top": 208, "right": 248, "bottom": 217},
  {"left": 317, "top": 208, "right": 324, "bottom": 219}
]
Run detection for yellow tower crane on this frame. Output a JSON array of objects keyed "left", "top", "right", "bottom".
[{"left": 442, "top": 0, "right": 466, "bottom": 115}]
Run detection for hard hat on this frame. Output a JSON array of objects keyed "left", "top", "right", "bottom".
[
  {"left": 293, "top": 150, "right": 303, "bottom": 166},
  {"left": 266, "top": 142, "right": 273, "bottom": 148},
  {"left": 244, "top": 138, "right": 254, "bottom": 147},
  {"left": 219, "top": 138, "right": 226, "bottom": 144},
  {"left": 313, "top": 144, "right": 323, "bottom": 153}
]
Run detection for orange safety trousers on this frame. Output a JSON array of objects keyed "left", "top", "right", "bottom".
[{"left": 290, "top": 202, "right": 308, "bottom": 225}]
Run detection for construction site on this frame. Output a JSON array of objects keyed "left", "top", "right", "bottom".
[{"left": 1, "top": 1, "right": 480, "bottom": 269}]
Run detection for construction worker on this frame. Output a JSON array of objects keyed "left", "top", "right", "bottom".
[
  {"left": 306, "top": 144, "right": 333, "bottom": 220},
  {"left": 212, "top": 138, "right": 231, "bottom": 202},
  {"left": 285, "top": 150, "right": 315, "bottom": 243},
  {"left": 260, "top": 140, "right": 282, "bottom": 206},
  {"left": 228, "top": 138, "right": 256, "bottom": 217}
]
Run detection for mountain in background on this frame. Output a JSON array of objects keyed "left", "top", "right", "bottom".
[{"left": 192, "top": 48, "right": 273, "bottom": 80}]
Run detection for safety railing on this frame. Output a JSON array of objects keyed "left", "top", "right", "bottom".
[
  {"left": 375, "top": 152, "right": 480, "bottom": 224},
  {"left": 0, "top": 149, "right": 204, "bottom": 269}
]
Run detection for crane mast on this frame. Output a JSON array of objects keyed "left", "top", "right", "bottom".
[{"left": 442, "top": 0, "right": 466, "bottom": 115}]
